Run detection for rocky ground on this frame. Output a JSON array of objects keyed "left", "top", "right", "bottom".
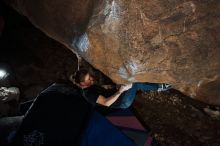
[
  {"left": 134, "top": 90, "right": 220, "bottom": 146},
  {"left": 1, "top": 3, "right": 220, "bottom": 146}
]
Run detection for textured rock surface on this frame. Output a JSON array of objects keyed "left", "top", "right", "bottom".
[{"left": 6, "top": 0, "right": 220, "bottom": 105}]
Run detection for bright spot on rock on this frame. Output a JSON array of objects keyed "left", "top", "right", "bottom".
[
  {"left": 126, "top": 61, "right": 138, "bottom": 75},
  {"left": 118, "top": 66, "right": 128, "bottom": 79},
  {"left": 71, "top": 33, "right": 89, "bottom": 53},
  {"left": 109, "top": 1, "right": 120, "bottom": 19},
  {"left": 118, "top": 63, "right": 137, "bottom": 82},
  {"left": 128, "top": 77, "right": 136, "bottom": 82}
]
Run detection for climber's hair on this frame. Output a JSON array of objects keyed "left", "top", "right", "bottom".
[{"left": 74, "top": 68, "right": 90, "bottom": 84}]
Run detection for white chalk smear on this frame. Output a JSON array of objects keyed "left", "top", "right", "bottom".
[
  {"left": 126, "top": 61, "right": 139, "bottom": 75},
  {"left": 71, "top": 33, "right": 89, "bottom": 53},
  {"left": 118, "top": 66, "right": 128, "bottom": 79}
]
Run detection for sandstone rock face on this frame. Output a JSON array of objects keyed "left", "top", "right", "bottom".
[{"left": 6, "top": 0, "right": 220, "bottom": 105}]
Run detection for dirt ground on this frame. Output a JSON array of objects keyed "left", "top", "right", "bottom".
[{"left": 1, "top": 3, "right": 220, "bottom": 146}]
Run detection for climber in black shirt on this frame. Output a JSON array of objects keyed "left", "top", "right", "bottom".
[{"left": 71, "top": 68, "right": 172, "bottom": 109}]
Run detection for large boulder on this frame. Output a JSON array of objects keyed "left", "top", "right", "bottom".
[{"left": 5, "top": 0, "right": 220, "bottom": 105}]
